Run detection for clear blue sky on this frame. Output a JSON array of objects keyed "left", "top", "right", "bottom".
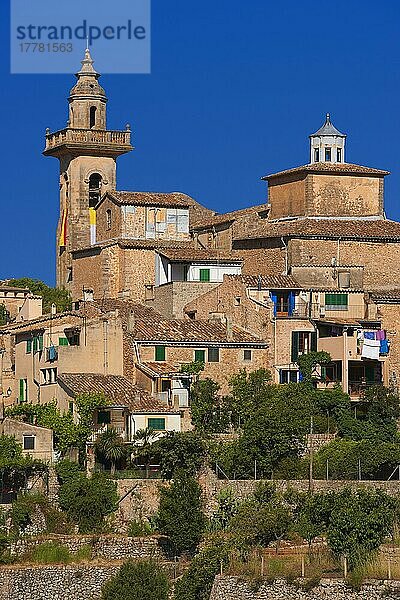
[{"left": 1, "top": 0, "right": 400, "bottom": 285}]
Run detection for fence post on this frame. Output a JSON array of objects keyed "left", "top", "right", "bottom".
[
  {"left": 388, "top": 559, "right": 392, "bottom": 580},
  {"left": 326, "top": 459, "right": 329, "bottom": 481},
  {"left": 261, "top": 555, "right": 264, "bottom": 577},
  {"left": 174, "top": 556, "right": 177, "bottom": 579},
  {"left": 343, "top": 557, "right": 348, "bottom": 578},
  {"left": 301, "top": 555, "right": 305, "bottom": 578},
  {"left": 255, "top": 459, "right": 257, "bottom": 481},
  {"left": 220, "top": 559, "right": 223, "bottom": 576}
]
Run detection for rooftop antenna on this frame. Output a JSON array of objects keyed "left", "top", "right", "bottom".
[{"left": 86, "top": 36, "right": 89, "bottom": 50}]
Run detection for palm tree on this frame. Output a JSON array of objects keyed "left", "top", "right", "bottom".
[
  {"left": 132, "top": 428, "right": 159, "bottom": 478},
  {"left": 94, "top": 428, "right": 126, "bottom": 475}
]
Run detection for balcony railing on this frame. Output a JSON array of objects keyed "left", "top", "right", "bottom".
[
  {"left": 44, "top": 127, "right": 132, "bottom": 151},
  {"left": 89, "top": 424, "right": 128, "bottom": 443},
  {"left": 310, "top": 303, "right": 379, "bottom": 322},
  {"left": 349, "top": 381, "right": 383, "bottom": 396}
]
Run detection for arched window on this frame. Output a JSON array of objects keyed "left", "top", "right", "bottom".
[
  {"left": 106, "top": 209, "right": 112, "bottom": 230},
  {"left": 89, "top": 106, "right": 97, "bottom": 129},
  {"left": 89, "top": 173, "right": 102, "bottom": 208}
]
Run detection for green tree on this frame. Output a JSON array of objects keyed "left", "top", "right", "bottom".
[
  {"left": 190, "top": 378, "right": 229, "bottom": 432},
  {"left": 157, "top": 472, "right": 206, "bottom": 556},
  {"left": 133, "top": 428, "right": 159, "bottom": 478},
  {"left": 174, "top": 538, "right": 230, "bottom": 600},
  {"left": 8, "top": 278, "right": 71, "bottom": 313},
  {"left": 293, "top": 492, "right": 332, "bottom": 547},
  {"left": 102, "top": 560, "right": 169, "bottom": 600},
  {"left": 297, "top": 351, "right": 331, "bottom": 383},
  {"left": 226, "top": 368, "right": 273, "bottom": 427},
  {"left": 58, "top": 472, "right": 118, "bottom": 533},
  {"left": 151, "top": 431, "right": 207, "bottom": 480},
  {"left": 327, "top": 488, "right": 396, "bottom": 569},
  {"left": 94, "top": 428, "right": 127, "bottom": 475},
  {"left": 209, "top": 487, "right": 239, "bottom": 531}
]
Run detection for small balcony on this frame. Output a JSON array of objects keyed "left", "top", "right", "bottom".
[{"left": 43, "top": 127, "right": 133, "bottom": 156}]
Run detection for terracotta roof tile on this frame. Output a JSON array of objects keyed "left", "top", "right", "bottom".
[
  {"left": 58, "top": 373, "right": 176, "bottom": 413},
  {"left": 227, "top": 274, "right": 300, "bottom": 288},
  {"left": 262, "top": 162, "right": 389, "bottom": 180},
  {"left": 107, "top": 191, "right": 194, "bottom": 208},
  {"left": 234, "top": 218, "right": 400, "bottom": 242},
  {"left": 72, "top": 239, "right": 196, "bottom": 255},
  {"left": 137, "top": 362, "right": 183, "bottom": 377},
  {"left": 157, "top": 248, "right": 243, "bottom": 262},
  {"left": 370, "top": 290, "right": 400, "bottom": 303}
]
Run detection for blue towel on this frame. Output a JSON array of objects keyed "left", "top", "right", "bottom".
[
  {"left": 364, "top": 331, "right": 376, "bottom": 340},
  {"left": 48, "top": 345, "right": 57, "bottom": 361},
  {"left": 380, "top": 339, "right": 389, "bottom": 354}
]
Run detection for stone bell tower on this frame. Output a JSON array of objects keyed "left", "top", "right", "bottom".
[{"left": 44, "top": 49, "right": 133, "bottom": 290}]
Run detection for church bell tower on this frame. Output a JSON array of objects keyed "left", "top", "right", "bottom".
[{"left": 43, "top": 49, "right": 133, "bottom": 290}]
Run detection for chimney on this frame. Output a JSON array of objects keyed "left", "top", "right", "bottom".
[
  {"left": 51, "top": 303, "right": 57, "bottom": 316},
  {"left": 226, "top": 315, "right": 233, "bottom": 342},
  {"left": 83, "top": 288, "right": 94, "bottom": 302},
  {"left": 128, "top": 310, "right": 135, "bottom": 332}
]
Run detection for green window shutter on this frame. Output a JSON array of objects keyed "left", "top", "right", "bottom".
[
  {"left": 38, "top": 335, "right": 44, "bottom": 351},
  {"left": 148, "top": 417, "right": 166, "bottom": 431},
  {"left": 195, "top": 349, "right": 205, "bottom": 363},
  {"left": 155, "top": 345, "right": 166, "bottom": 361},
  {"left": 19, "top": 379, "right": 25, "bottom": 402},
  {"left": 325, "top": 293, "right": 348, "bottom": 308},
  {"left": 33, "top": 337, "right": 38, "bottom": 353},
  {"left": 26, "top": 340, "right": 32, "bottom": 354},
  {"left": 200, "top": 269, "right": 210, "bottom": 282},
  {"left": 291, "top": 331, "right": 300, "bottom": 363},
  {"left": 58, "top": 337, "right": 69, "bottom": 347},
  {"left": 311, "top": 331, "right": 317, "bottom": 351}
]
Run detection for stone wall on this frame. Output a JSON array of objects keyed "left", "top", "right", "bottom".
[
  {"left": 0, "top": 564, "right": 119, "bottom": 600},
  {"left": 10, "top": 534, "right": 165, "bottom": 561},
  {"left": 210, "top": 576, "right": 400, "bottom": 600}
]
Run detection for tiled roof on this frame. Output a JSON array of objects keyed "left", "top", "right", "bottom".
[
  {"left": 106, "top": 191, "right": 194, "bottom": 208},
  {"left": 132, "top": 317, "right": 266, "bottom": 344},
  {"left": 137, "top": 362, "right": 183, "bottom": 377},
  {"left": 262, "top": 162, "right": 389, "bottom": 180},
  {"left": 234, "top": 218, "right": 400, "bottom": 242},
  {"left": 227, "top": 274, "right": 300, "bottom": 289},
  {"left": 157, "top": 248, "right": 243, "bottom": 263},
  {"left": 370, "top": 290, "right": 400, "bottom": 303},
  {"left": 58, "top": 373, "right": 176, "bottom": 413},
  {"left": 190, "top": 204, "right": 269, "bottom": 230},
  {"left": 0, "top": 285, "right": 30, "bottom": 293},
  {"left": 72, "top": 239, "right": 196, "bottom": 256}
]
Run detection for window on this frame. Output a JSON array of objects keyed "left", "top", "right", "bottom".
[
  {"left": 279, "top": 369, "right": 299, "bottom": 384},
  {"left": 337, "top": 272, "right": 350, "bottom": 289},
  {"left": 243, "top": 349, "right": 252, "bottom": 361},
  {"left": 89, "top": 105, "right": 97, "bottom": 128},
  {"left": 321, "top": 362, "right": 342, "bottom": 383},
  {"left": 325, "top": 293, "right": 348, "bottom": 310},
  {"left": 337, "top": 148, "right": 342, "bottom": 162},
  {"left": 208, "top": 347, "right": 220, "bottom": 362},
  {"left": 271, "top": 291, "right": 295, "bottom": 317},
  {"left": 89, "top": 173, "right": 102, "bottom": 208},
  {"left": 23, "top": 435, "right": 35, "bottom": 451},
  {"left": 200, "top": 269, "right": 210, "bottom": 282},
  {"left": 68, "top": 401, "right": 74, "bottom": 414},
  {"left": 234, "top": 297, "right": 241, "bottom": 306},
  {"left": 291, "top": 331, "right": 317, "bottom": 362},
  {"left": 325, "top": 147, "right": 332, "bottom": 162},
  {"left": 58, "top": 337, "right": 69, "bottom": 346},
  {"left": 106, "top": 209, "right": 112, "bottom": 230},
  {"left": 66, "top": 331, "right": 80, "bottom": 346},
  {"left": 19, "top": 379, "right": 27, "bottom": 402},
  {"left": 97, "top": 410, "right": 111, "bottom": 425},
  {"left": 314, "top": 148, "right": 320, "bottom": 162},
  {"left": 41, "top": 368, "right": 57, "bottom": 385},
  {"left": 194, "top": 349, "right": 205, "bottom": 363},
  {"left": 155, "top": 345, "right": 166, "bottom": 361},
  {"left": 148, "top": 417, "right": 166, "bottom": 431},
  {"left": 177, "top": 209, "right": 189, "bottom": 233},
  {"left": 26, "top": 339, "right": 32, "bottom": 354}
]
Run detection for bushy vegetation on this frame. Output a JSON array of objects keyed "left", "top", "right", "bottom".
[
  {"left": 58, "top": 472, "right": 118, "bottom": 533},
  {"left": 11, "top": 492, "right": 73, "bottom": 535},
  {"left": 156, "top": 472, "right": 206, "bottom": 556},
  {"left": 101, "top": 560, "right": 169, "bottom": 600},
  {"left": 25, "top": 541, "right": 92, "bottom": 564}
]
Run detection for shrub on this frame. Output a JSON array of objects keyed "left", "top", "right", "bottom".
[
  {"left": 157, "top": 472, "right": 206, "bottom": 556},
  {"left": 28, "top": 542, "right": 71, "bottom": 564},
  {"left": 11, "top": 492, "right": 72, "bottom": 535},
  {"left": 151, "top": 432, "right": 207, "bottom": 480},
  {"left": 58, "top": 473, "right": 118, "bottom": 533},
  {"left": 127, "top": 519, "right": 153, "bottom": 537},
  {"left": 55, "top": 459, "right": 84, "bottom": 484},
  {"left": 101, "top": 559, "right": 169, "bottom": 600},
  {"left": 174, "top": 540, "right": 229, "bottom": 600}
]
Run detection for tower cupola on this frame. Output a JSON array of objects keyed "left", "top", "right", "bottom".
[
  {"left": 68, "top": 48, "right": 107, "bottom": 130},
  {"left": 309, "top": 113, "right": 346, "bottom": 164}
]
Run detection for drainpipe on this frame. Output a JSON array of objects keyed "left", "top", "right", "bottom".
[
  {"left": 103, "top": 319, "right": 108, "bottom": 375},
  {"left": 280, "top": 237, "right": 288, "bottom": 275},
  {"left": 343, "top": 326, "right": 349, "bottom": 394}
]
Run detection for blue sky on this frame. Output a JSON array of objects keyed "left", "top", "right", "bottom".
[{"left": 1, "top": 0, "right": 400, "bottom": 284}]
